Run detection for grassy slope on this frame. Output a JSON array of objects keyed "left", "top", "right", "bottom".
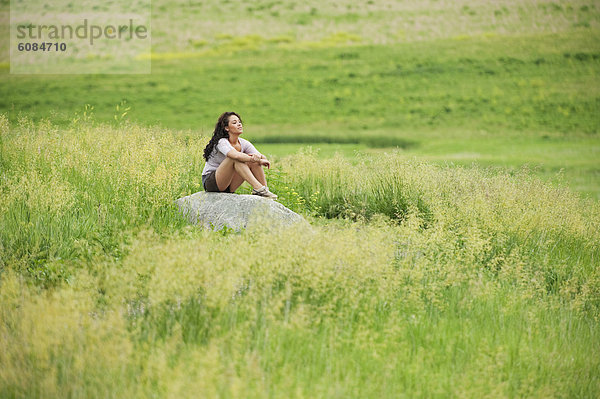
[
  {"left": 1, "top": 2, "right": 599, "bottom": 199},
  {"left": 2, "top": 30, "right": 599, "bottom": 132},
  {"left": 2, "top": 30, "right": 599, "bottom": 196}
]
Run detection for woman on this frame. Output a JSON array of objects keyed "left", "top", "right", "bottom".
[{"left": 202, "top": 111, "right": 277, "bottom": 199}]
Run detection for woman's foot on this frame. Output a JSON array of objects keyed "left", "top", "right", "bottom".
[{"left": 252, "top": 186, "right": 278, "bottom": 200}]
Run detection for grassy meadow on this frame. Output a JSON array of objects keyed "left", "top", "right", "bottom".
[
  {"left": 2, "top": 0, "right": 600, "bottom": 197},
  {"left": 1, "top": 117, "right": 600, "bottom": 398},
  {"left": 1, "top": 0, "right": 600, "bottom": 398}
]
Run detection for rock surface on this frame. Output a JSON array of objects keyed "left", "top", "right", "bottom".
[{"left": 175, "top": 191, "right": 306, "bottom": 232}]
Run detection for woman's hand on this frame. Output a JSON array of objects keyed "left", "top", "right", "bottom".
[
  {"left": 249, "top": 153, "right": 262, "bottom": 163},
  {"left": 259, "top": 159, "right": 271, "bottom": 169}
]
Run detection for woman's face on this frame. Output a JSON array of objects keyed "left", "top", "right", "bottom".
[{"left": 226, "top": 114, "right": 243, "bottom": 135}]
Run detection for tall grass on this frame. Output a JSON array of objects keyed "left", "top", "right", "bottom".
[
  {"left": 278, "top": 151, "right": 600, "bottom": 313},
  {"left": 1, "top": 118, "right": 599, "bottom": 397},
  {"left": 0, "top": 116, "right": 204, "bottom": 284}
]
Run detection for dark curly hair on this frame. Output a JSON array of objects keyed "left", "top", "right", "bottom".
[{"left": 203, "top": 111, "right": 242, "bottom": 161}]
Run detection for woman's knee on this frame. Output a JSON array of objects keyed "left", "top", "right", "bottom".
[
  {"left": 233, "top": 159, "right": 250, "bottom": 170},
  {"left": 216, "top": 156, "right": 236, "bottom": 172}
]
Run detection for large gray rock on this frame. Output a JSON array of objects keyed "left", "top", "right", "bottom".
[{"left": 175, "top": 191, "right": 306, "bottom": 232}]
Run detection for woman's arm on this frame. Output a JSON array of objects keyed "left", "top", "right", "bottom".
[{"left": 226, "top": 149, "right": 262, "bottom": 163}]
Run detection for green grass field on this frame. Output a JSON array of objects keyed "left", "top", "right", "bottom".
[
  {"left": 1, "top": 118, "right": 599, "bottom": 398},
  {"left": 2, "top": 30, "right": 599, "bottom": 197},
  {"left": 1, "top": 0, "right": 600, "bottom": 397}
]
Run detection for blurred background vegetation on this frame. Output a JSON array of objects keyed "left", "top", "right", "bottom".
[{"left": 1, "top": 0, "right": 599, "bottom": 197}]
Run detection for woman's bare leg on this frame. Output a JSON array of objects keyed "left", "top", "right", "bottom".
[
  {"left": 228, "top": 172, "right": 245, "bottom": 192},
  {"left": 215, "top": 157, "right": 263, "bottom": 192},
  {"left": 228, "top": 162, "right": 267, "bottom": 192},
  {"left": 214, "top": 157, "right": 237, "bottom": 191},
  {"left": 233, "top": 161, "right": 263, "bottom": 189},
  {"left": 249, "top": 162, "right": 267, "bottom": 186}
]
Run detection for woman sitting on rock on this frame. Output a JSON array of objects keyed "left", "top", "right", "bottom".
[{"left": 202, "top": 111, "right": 277, "bottom": 199}]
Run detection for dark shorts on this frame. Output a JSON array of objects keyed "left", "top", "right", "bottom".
[{"left": 202, "top": 171, "right": 231, "bottom": 193}]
